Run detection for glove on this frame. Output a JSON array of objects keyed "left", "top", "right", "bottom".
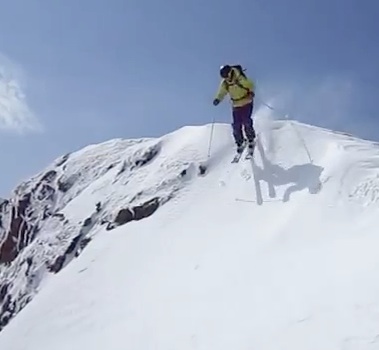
[{"left": 213, "top": 99, "right": 220, "bottom": 106}]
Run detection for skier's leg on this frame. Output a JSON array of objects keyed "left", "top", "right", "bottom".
[
  {"left": 241, "top": 102, "right": 256, "bottom": 143},
  {"left": 232, "top": 108, "right": 244, "bottom": 152},
  {"left": 240, "top": 102, "right": 256, "bottom": 155}
]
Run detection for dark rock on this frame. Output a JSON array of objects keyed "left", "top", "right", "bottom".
[
  {"left": 133, "top": 198, "right": 160, "bottom": 221},
  {"left": 106, "top": 222, "right": 115, "bottom": 231},
  {"left": 57, "top": 174, "right": 78, "bottom": 193},
  {"left": 38, "top": 184, "right": 55, "bottom": 201},
  {"left": 83, "top": 217, "right": 92, "bottom": 227},
  {"left": 49, "top": 234, "right": 83, "bottom": 272},
  {"left": 0, "top": 295, "right": 14, "bottom": 331},
  {"left": 0, "top": 284, "right": 9, "bottom": 303},
  {"left": 114, "top": 197, "right": 160, "bottom": 227},
  {"left": 56, "top": 153, "right": 70, "bottom": 167},
  {"left": 133, "top": 145, "right": 160, "bottom": 169},
  {"left": 25, "top": 257, "right": 33, "bottom": 277},
  {"left": 0, "top": 199, "right": 8, "bottom": 212},
  {"left": 53, "top": 212, "right": 65, "bottom": 221},
  {"left": 198, "top": 164, "right": 207, "bottom": 175},
  {"left": 48, "top": 256, "right": 65, "bottom": 274},
  {"left": 49, "top": 231, "right": 92, "bottom": 273},
  {"left": 100, "top": 218, "right": 108, "bottom": 225},
  {"left": 106, "top": 163, "right": 116, "bottom": 171},
  {"left": 80, "top": 237, "right": 91, "bottom": 250},
  {"left": 114, "top": 208, "right": 134, "bottom": 226},
  {"left": 57, "top": 179, "right": 71, "bottom": 193},
  {"left": 76, "top": 238, "right": 91, "bottom": 257},
  {"left": 0, "top": 193, "right": 32, "bottom": 264},
  {"left": 66, "top": 235, "right": 81, "bottom": 256},
  {"left": 39, "top": 170, "right": 57, "bottom": 184},
  {"left": 43, "top": 206, "right": 52, "bottom": 220}
]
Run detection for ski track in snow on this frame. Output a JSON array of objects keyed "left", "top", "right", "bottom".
[{"left": 1, "top": 117, "right": 379, "bottom": 349}]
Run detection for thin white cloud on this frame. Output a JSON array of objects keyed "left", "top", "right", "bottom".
[
  {"left": 255, "top": 75, "right": 356, "bottom": 133},
  {"left": 0, "top": 54, "right": 42, "bottom": 134},
  {"left": 295, "top": 77, "right": 354, "bottom": 127}
]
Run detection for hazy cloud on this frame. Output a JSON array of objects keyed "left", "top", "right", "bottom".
[
  {"left": 0, "top": 54, "right": 42, "bottom": 134},
  {"left": 255, "top": 76, "right": 355, "bottom": 131}
]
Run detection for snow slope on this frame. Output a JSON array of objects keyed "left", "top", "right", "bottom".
[{"left": 2, "top": 116, "right": 379, "bottom": 350}]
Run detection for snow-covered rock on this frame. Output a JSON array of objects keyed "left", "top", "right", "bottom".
[{"left": 0, "top": 126, "right": 208, "bottom": 331}]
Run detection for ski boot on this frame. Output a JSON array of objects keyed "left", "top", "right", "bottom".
[
  {"left": 236, "top": 142, "right": 245, "bottom": 154},
  {"left": 231, "top": 141, "right": 246, "bottom": 163},
  {"left": 246, "top": 139, "right": 256, "bottom": 157}
]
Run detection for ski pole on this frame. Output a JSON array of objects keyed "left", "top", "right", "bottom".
[
  {"left": 287, "top": 119, "right": 313, "bottom": 163},
  {"left": 258, "top": 96, "right": 313, "bottom": 164},
  {"left": 198, "top": 116, "right": 216, "bottom": 176},
  {"left": 207, "top": 116, "right": 216, "bottom": 158}
]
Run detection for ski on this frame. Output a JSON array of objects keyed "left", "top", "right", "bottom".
[
  {"left": 231, "top": 145, "right": 247, "bottom": 163},
  {"left": 231, "top": 152, "right": 244, "bottom": 163}
]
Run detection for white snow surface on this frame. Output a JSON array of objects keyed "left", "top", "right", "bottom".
[{"left": 2, "top": 116, "right": 379, "bottom": 349}]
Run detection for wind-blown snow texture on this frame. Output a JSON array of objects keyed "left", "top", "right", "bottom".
[{"left": 2, "top": 115, "right": 379, "bottom": 349}]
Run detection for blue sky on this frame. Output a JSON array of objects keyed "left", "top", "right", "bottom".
[{"left": 0, "top": 0, "right": 378, "bottom": 195}]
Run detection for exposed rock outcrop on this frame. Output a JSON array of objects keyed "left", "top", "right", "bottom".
[
  {"left": 114, "top": 197, "right": 160, "bottom": 227},
  {"left": 0, "top": 137, "right": 190, "bottom": 332}
]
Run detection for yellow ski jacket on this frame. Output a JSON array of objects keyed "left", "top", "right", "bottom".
[{"left": 214, "top": 67, "right": 255, "bottom": 108}]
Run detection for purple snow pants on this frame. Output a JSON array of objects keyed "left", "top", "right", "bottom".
[{"left": 232, "top": 102, "right": 256, "bottom": 145}]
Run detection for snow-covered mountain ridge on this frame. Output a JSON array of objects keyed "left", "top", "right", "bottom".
[
  {"left": 0, "top": 126, "right": 209, "bottom": 331},
  {"left": 1, "top": 116, "right": 379, "bottom": 349}
]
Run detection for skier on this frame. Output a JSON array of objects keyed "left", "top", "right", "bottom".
[{"left": 213, "top": 64, "right": 256, "bottom": 155}]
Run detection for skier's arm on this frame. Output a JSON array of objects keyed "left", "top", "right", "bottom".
[{"left": 215, "top": 81, "right": 228, "bottom": 102}]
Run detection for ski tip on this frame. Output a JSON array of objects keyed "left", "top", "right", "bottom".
[{"left": 231, "top": 154, "right": 243, "bottom": 163}]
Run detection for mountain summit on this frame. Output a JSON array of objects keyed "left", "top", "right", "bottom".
[{"left": 1, "top": 117, "right": 379, "bottom": 349}]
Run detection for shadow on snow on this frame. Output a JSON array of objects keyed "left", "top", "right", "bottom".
[{"left": 250, "top": 137, "right": 324, "bottom": 204}]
